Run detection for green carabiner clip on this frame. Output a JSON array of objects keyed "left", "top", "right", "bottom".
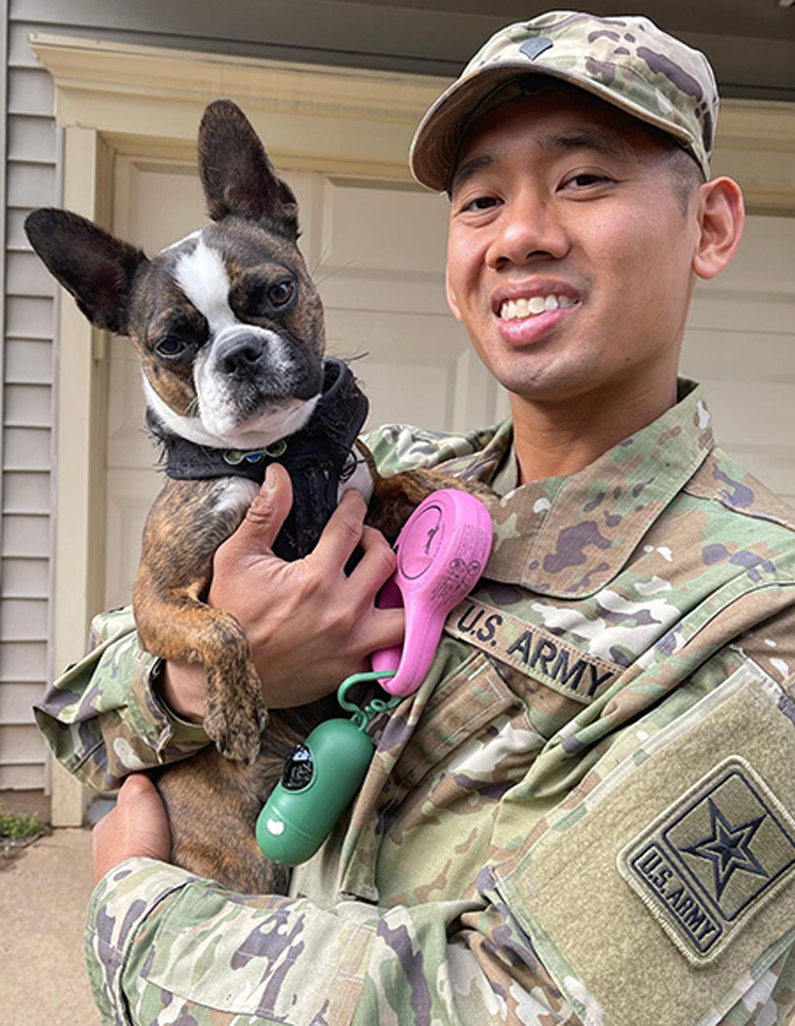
[{"left": 337, "top": 670, "right": 402, "bottom": 729}]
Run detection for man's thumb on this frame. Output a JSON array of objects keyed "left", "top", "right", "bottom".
[
  {"left": 230, "top": 463, "right": 293, "bottom": 555},
  {"left": 117, "top": 772, "right": 161, "bottom": 808}
]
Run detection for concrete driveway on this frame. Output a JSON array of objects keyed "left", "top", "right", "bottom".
[{"left": 1, "top": 828, "right": 100, "bottom": 1026}]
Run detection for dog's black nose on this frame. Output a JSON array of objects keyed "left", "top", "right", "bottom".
[{"left": 217, "top": 336, "right": 268, "bottom": 381}]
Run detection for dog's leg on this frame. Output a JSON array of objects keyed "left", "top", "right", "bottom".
[
  {"left": 133, "top": 478, "right": 268, "bottom": 764},
  {"left": 154, "top": 701, "right": 338, "bottom": 892},
  {"left": 138, "top": 584, "right": 268, "bottom": 764}
]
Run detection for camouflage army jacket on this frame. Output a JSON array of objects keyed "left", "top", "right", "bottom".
[{"left": 36, "top": 381, "right": 795, "bottom": 1026}]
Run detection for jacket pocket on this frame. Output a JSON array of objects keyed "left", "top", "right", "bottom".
[{"left": 394, "top": 650, "right": 523, "bottom": 789}]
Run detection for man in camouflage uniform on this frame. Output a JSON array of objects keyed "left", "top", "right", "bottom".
[{"left": 36, "top": 11, "right": 795, "bottom": 1026}]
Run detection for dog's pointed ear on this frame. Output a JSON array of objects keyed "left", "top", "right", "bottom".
[
  {"left": 198, "top": 99, "right": 299, "bottom": 241},
  {"left": 24, "top": 209, "right": 148, "bottom": 336}
]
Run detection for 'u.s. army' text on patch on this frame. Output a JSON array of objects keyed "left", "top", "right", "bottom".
[
  {"left": 444, "top": 598, "right": 620, "bottom": 704},
  {"left": 618, "top": 756, "right": 795, "bottom": 964}
]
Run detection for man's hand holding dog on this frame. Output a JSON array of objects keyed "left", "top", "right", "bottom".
[
  {"left": 162, "top": 463, "right": 404, "bottom": 722},
  {"left": 92, "top": 774, "right": 171, "bottom": 884}
]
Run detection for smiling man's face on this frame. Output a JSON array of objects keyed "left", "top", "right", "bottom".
[{"left": 445, "top": 86, "right": 704, "bottom": 419}]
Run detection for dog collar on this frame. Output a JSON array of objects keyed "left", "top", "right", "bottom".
[{"left": 150, "top": 357, "right": 370, "bottom": 560}]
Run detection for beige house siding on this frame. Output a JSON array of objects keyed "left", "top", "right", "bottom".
[{"left": 1, "top": 5, "right": 57, "bottom": 789}]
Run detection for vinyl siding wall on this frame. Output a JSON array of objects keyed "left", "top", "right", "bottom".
[{"left": 1, "top": 1, "right": 56, "bottom": 788}]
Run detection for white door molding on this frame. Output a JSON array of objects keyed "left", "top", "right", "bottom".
[{"left": 30, "top": 33, "right": 447, "bottom": 180}]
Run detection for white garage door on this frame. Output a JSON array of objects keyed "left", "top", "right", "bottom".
[{"left": 104, "top": 156, "right": 795, "bottom": 609}]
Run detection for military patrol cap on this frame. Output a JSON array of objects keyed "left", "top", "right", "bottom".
[{"left": 410, "top": 10, "right": 718, "bottom": 191}]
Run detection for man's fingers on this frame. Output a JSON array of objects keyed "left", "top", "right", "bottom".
[
  {"left": 368, "top": 606, "right": 406, "bottom": 655},
  {"left": 350, "top": 525, "right": 398, "bottom": 598}
]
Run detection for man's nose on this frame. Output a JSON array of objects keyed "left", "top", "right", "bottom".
[{"left": 486, "top": 192, "right": 569, "bottom": 269}]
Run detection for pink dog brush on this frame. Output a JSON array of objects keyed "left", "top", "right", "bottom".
[{"left": 372, "top": 489, "right": 493, "bottom": 695}]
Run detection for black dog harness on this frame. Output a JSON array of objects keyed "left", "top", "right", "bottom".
[{"left": 150, "top": 358, "right": 370, "bottom": 561}]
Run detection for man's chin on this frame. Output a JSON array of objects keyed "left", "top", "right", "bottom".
[{"left": 498, "top": 365, "right": 608, "bottom": 409}]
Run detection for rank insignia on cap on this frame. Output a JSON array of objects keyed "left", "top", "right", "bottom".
[
  {"left": 618, "top": 756, "right": 795, "bottom": 964},
  {"left": 519, "top": 37, "right": 554, "bottom": 61}
]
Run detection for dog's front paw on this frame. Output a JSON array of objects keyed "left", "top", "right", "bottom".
[{"left": 204, "top": 665, "right": 269, "bottom": 764}]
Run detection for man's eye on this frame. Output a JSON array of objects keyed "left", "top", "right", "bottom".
[
  {"left": 462, "top": 195, "right": 500, "bottom": 212},
  {"left": 565, "top": 173, "right": 612, "bottom": 189}
]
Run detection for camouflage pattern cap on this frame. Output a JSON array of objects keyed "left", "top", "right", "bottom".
[{"left": 410, "top": 10, "right": 718, "bottom": 191}]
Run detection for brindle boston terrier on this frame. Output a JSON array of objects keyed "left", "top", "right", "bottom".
[{"left": 26, "top": 100, "right": 451, "bottom": 892}]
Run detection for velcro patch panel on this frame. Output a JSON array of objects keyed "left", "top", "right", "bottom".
[{"left": 493, "top": 664, "right": 795, "bottom": 1026}]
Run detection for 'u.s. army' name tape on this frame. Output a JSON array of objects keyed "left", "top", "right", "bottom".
[{"left": 444, "top": 597, "right": 621, "bottom": 705}]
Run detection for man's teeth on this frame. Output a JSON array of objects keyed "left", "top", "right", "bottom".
[{"left": 499, "top": 295, "right": 576, "bottom": 320}]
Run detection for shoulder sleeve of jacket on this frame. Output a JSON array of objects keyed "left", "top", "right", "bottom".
[
  {"left": 34, "top": 607, "right": 208, "bottom": 792},
  {"left": 363, "top": 422, "right": 498, "bottom": 477},
  {"left": 86, "top": 856, "right": 795, "bottom": 1026}
]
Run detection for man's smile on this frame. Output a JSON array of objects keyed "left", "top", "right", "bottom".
[
  {"left": 498, "top": 294, "right": 578, "bottom": 319},
  {"left": 494, "top": 295, "right": 580, "bottom": 347},
  {"left": 488, "top": 278, "right": 582, "bottom": 345}
]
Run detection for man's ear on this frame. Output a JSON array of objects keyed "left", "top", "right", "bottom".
[
  {"left": 445, "top": 265, "right": 463, "bottom": 322},
  {"left": 692, "top": 177, "right": 745, "bottom": 281}
]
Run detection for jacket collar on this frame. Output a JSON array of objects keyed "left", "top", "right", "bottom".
[{"left": 447, "top": 380, "right": 714, "bottom": 598}]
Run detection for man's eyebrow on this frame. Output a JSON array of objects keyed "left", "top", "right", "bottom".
[
  {"left": 449, "top": 154, "right": 494, "bottom": 197},
  {"left": 537, "top": 127, "right": 634, "bottom": 161},
  {"left": 449, "top": 126, "right": 637, "bottom": 196}
]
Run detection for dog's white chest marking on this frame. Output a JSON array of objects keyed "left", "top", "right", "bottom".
[
  {"left": 214, "top": 477, "right": 260, "bottom": 517},
  {"left": 174, "top": 239, "right": 236, "bottom": 332}
]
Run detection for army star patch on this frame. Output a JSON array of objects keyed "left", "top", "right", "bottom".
[{"left": 618, "top": 756, "right": 795, "bottom": 964}]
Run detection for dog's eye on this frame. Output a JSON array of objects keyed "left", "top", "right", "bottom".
[
  {"left": 267, "top": 280, "right": 295, "bottom": 307},
  {"left": 155, "top": 337, "right": 191, "bottom": 359}
]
